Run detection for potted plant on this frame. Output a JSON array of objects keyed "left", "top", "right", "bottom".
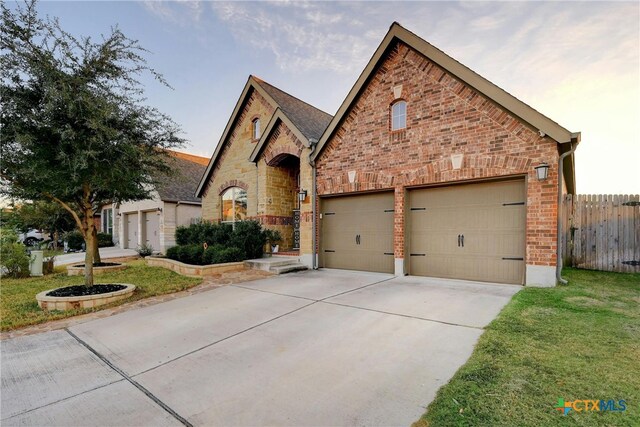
[{"left": 264, "top": 229, "right": 282, "bottom": 256}]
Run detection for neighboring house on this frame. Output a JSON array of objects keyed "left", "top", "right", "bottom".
[
  {"left": 197, "top": 22, "right": 580, "bottom": 287},
  {"left": 106, "top": 151, "right": 208, "bottom": 254}
]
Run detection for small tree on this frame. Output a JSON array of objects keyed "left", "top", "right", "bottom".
[
  {"left": 5, "top": 200, "right": 76, "bottom": 249},
  {"left": 0, "top": 1, "right": 184, "bottom": 285}
]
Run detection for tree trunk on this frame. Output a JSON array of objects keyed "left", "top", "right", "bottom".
[
  {"left": 92, "top": 226, "right": 101, "bottom": 264},
  {"left": 83, "top": 227, "right": 95, "bottom": 286},
  {"left": 82, "top": 206, "right": 96, "bottom": 287}
]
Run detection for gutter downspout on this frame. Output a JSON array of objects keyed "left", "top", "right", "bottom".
[
  {"left": 308, "top": 138, "right": 318, "bottom": 270},
  {"left": 556, "top": 141, "right": 578, "bottom": 285}
]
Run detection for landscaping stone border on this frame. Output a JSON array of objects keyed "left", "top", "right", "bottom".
[
  {"left": 67, "top": 263, "right": 127, "bottom": 276},
  {"left": 36, "top": 284, "right": 136, "bottom": 311},
  {"left": 146, "top": 256, "right": 245, "bottom": 277}
]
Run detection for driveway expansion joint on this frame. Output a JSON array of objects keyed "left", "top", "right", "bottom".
[
  {"left": 64, "top": 328, "right": 193, "bottom": 427},
  {"left": 319, "top": 301, "right": 485, "bottom": 330},
  {"left": 232, "top": 275, "right": 396, "bottom": 303},
  {"left": 233, "top": 277, "right": 483, "bottom": 329},
  {"left": 0, "top": 379, "right": 124, "bottom": 422},
  {"left": 130, "top": 300, "right": 319, "bottom": 378}
]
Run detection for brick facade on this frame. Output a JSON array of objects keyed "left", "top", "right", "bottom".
[
  {"left": 199, "top": 27, "right": 574, "bottom": 285},
  {"left": 316, "top": 41, "right": 561, "bottom": 272}
]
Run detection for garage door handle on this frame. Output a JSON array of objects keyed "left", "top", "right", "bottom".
[
  {"left": 457, "top": 234, "right": 461, "bottom": 247},
  {"left": 461, "top": 234, "right": 464, "bottom": 247}
]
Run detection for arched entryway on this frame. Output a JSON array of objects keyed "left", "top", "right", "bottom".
[{"left": 265, "top": 153, "right": 301, "bottom": 251}]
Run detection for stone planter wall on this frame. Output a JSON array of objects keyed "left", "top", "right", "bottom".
[
  {"left": 67, "top": 263, "right": 127, "bottom": 276},
  {"left": 36, "top": 284, "right": 136, "bottom": 311},
  {"left": 146, "top": 257, "right": 245, "bottom": 278}
]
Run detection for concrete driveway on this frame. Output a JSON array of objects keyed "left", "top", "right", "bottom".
[{"left": 1, "top": 270, "right": 520, "bottom": 426}]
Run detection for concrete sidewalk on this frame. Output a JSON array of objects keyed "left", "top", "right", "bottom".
[
  {"left": 54, "top": 247, "right": 139, "bottom": 266},
  {"left": 1, "top": 270, "right": 520, "bottom": 426}
]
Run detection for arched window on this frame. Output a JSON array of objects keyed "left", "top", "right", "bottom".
[
  {"left": 221, "top": 187, "right": 247, "bottom": 224},
  {"left": 252, "top": 118, "right": 261, "bottom": 140},
  {"left": 391, "top": 100, "right": 406, "bottom": 131}
]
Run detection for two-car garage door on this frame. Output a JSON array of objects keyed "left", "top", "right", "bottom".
[{"left": 320, "top": 180, "right": 526, "bottom": 284}]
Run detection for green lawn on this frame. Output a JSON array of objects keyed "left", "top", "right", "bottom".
[
  {"left": 415, "top": 268, "right": 640, "bottom": 427},
  {"left": 1, "top": 260, "right": 201, "bottom": 331}
]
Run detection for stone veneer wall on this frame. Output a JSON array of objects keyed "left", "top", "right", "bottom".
[
  {"left": 200, "top": 92, "right": 315, "bottom": 262},
  {"left": 201, "top": 89, "right": 275, "bottom": 222}
]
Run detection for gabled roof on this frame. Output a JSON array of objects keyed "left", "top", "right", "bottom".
[
  {"left": 254, "top": 78, "right": 332, "bottom": 142},
  {"left": 196, "top": 76, "right": 331, "bottom": 197},
  {"left": 249, "top": 108, "right": 310, "bottom": 163},
  {"left": 155, "top": 151, "right": 207, "bottom": 204},
  {"left": 311, "top": 22, "right": 581, "bottom": 163}
]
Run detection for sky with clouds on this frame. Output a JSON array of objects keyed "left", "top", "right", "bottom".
[{"left": 19, "top": 1, "right": 640, "bottom": 193}]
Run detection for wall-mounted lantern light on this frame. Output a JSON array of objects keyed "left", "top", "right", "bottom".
[
  {"left": 534, "top": 162, "right": 549, "bottom": 181},
  {"left": 156, "top": 207, "right": 163, "bottom": 215},
  {"left": 298, "top": 189, "right": 307, "bottom": 202}
]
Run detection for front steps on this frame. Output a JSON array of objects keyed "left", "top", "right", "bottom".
[{"left": 244, "top": 256, "right": 308, "bottom": 275}]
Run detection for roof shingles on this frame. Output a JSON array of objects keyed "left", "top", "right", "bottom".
[
  {"left": 254, "top": 78, "right": 333, "bottom": 141},
  {"left": 155, "top": 154, "right": 207, "bottom": 203}
]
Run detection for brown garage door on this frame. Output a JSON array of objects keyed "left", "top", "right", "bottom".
[
  {"left": 408, "top": 180, "right": 525, "bottom": 284},
  {"left": 321, "top": 192, "right": 394, "bottom": 273}
]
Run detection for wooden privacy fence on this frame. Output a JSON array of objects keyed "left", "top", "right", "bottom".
[{"left": 562, "top": 194, "right": 640, "bottom": 273}]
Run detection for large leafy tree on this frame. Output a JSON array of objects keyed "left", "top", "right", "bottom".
[{"left": 1, "top": 1, "right": 185, "bottom": 285}]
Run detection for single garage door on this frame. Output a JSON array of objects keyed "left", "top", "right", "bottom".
[
  {"left": 125, "top": 213, "right": 138, "bottom": 249},
  {"left": 408, "top": 180, "right": 525, "bottom": 284},
  {"left": 321, "top": 192, "right": 394, "bottom": 273},
  {"left": 144, "top": 211, "right": 160, "bottom": 252}
]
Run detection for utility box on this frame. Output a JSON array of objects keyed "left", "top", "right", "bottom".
[{"left": 30, "top": 250, "right": 44, "bottom": 276}]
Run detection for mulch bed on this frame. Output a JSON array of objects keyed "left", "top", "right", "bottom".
[
  {"left": 46, "top": 284, "right": 127, "bottom": 297},
  {"left": 71, "top": 262, "right": 121, "bottom": 268}
]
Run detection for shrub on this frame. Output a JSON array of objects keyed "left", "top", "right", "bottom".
[
  {"left": 168, "top": 220, "right": 265, "bottom": 265},
  {"left": 136, "top": 243, "right": 154, "bottom": 257},
  {"left": 166, "top": 244, "right": 204, "bottom": 265},
  {"left": 0, "top": 241, "right": 30, "bottom": 278},
  {"left": 175, "top": 222, "right": 232, "bottom": 246},
  {"left": 213, "top": 247, "right": 245, "bottom": 264},
  {"left": 1, "top": 227, "right": 19, "bottom": 245},
  {"left": 202, "top": 244, "right": 225, "bottom": 265},
  {"left": 63, "top": 231, "right": 112, "bottom": 250},
  {"left": 165, "top": 245, "right": 181, "bottom": 261},
  {"left": 97, "top": 233, "right": 114, "bottom": 248},
  {"left": 229, "top": 220, "right": 266, "bottom": 259},
  {"left": 203, "top": 245, "right": 245, "bottom": 264},
  {"left": 64, "top": 230, "right": 84, "bottom": 250},
  {"left": 42, "top": 257, "right": 55, "bottom": 275}
]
